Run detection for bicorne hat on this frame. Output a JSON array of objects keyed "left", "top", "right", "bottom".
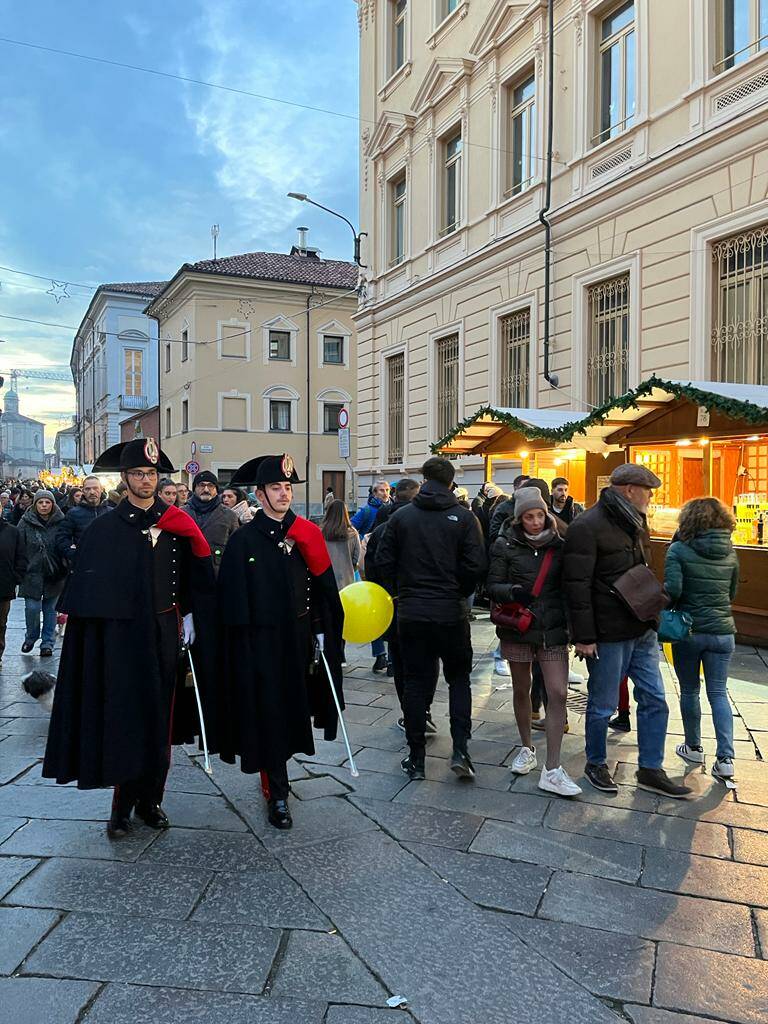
[
  {"left": 92, "top": 437, "right": 175, "bottom": 474},
  {"left": 230, "top": 453, "right": 304, "bottom": 488}
]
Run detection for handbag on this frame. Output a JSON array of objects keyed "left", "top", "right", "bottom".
[
  {"left": 491, "top": 548, "right": 555, "bottom": 634},
  {"left": 658, "top": 608, "right": 693, "bottom": 643},
  {"left": 612, "top": 563, "right": 669, "bottom": 622}
]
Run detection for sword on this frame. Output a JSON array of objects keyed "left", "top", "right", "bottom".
[
  {"left": 186, "top": 647, "right": 213, "bottom": 776},
  {"left": 320, "top": 651, "right": 359, "bottom": 778}
]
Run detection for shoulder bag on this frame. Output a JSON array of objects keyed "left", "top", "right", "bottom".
[
  {"left": 491, "top": 548, "right": 555, "bottom": 634},
  {"left": 612, "top": 563, "right": 669, "bottom": 622},
  {"left": 658, "top": 607, "right": 693, "bottom": 642}
]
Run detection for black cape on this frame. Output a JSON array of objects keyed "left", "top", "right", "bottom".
[
  {"left": 216, "top": 509, "right": 344, "bottom": 773},
  {"left": 42, "top": 499, "right": 216, "bottom": 789}
]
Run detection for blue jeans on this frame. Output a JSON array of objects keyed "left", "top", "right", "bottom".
[
  {"left": 24, "top": 596, "right": 58, "bottom": 648},
  {"left": 672, "top": 633, "right": 735, "bottom": 760},
  {"left": 585, "top": 629, "right": 669, "bottom": 770},
  {"left": 371, "top": 637, "right": 386, "bottom": 658}
]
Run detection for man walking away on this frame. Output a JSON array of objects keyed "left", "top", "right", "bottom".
[
  {"left": 550, "top": 477, "right": 584, "bottom": 525},
  {"left": 182, "top": 471, "right": 239, "bottom": 574},
  {"left": 377, "top": 457, "right": 486, "bottom": 781},
  {"left": 563, "top": 464, "right": 692, "bottom": 799},
  {"left": 54, "top": 475, "right": 108, "bottom": 569}
]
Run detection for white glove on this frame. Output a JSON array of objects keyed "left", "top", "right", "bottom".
[
  {"left": 182, "top": 613, "right": 196, "bottom": 646},
  {"left": 315, "top": 633, "right": 325, "bottom": 652}
]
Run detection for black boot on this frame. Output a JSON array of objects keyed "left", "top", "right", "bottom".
[
  {"left": 609, "top": 711, "right": 631, "bottom": 733},
  {"left": 107, "top": 789, "right": 134, "bottom": 839},
  {"left": 134, "top": 801, "right": 170, "bottom": 829},
  {"left": 268, "top": 799, "right": 293, "bottom": 830}
]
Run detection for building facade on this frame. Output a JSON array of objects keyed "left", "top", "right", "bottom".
[
  {"left": 0, "top": 389, "right": 46, "bottom": 477},
  {"left": 71, "top": 282, "right": 165, "bottom": 464},
  {"left": 354, "top": 0, "right": 768, "bottom": 492},
  {"left": 53, "top": 422, "right": 78, "bottom": 467},
  {"left": 145, "top": 234, "right": 359, "bottom": 514}
]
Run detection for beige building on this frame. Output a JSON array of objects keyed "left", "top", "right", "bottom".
[
  {"left": 145, "top": 233, "right": 359, "bottom": 514},
  {"left": 354, "top": 0, "right": 768, "bottom": 492}
]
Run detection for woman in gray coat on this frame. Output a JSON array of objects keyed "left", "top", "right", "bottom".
[
  {"left": 321, "top": 499, "right": 360, "bottom": 591},
  {"left": 17, "top": 490, "right": 65, "bottom": 656}
]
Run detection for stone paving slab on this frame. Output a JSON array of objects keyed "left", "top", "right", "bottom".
[
  {"left": 161, "top": 765, "right": 221, "bottom": 795},
  {"left": 325, "top": 1008, "right": 406, "bottom": 1024},
  {"left": 82, "top": 984, "right": 325, "bottom": 1024},
  {"left": 270, "top": 930, "right": 388, "bottom": 1004},
  {"left": 241, "top": 795, "right": 379, "bottom": 852},
  {"left": 1, "top": 818, "right": 158, "bottom": 862},
  {"left": 653, "top": 943, "right": 768, "bottom": 1023},
  {"left": 501, "top": 914, "right": 655, "bottom": 1003},
  {"left": 351, "top": 746, "right": 513, "bottom": 791},
  {"left": 626, "top": 1007, "right": 731, "bottom": 1024},
  {"left": 350, "top": 796, "right": 484, "bottom": 851},
  {"left": 0, "top": 700, "right": 52, "bottom": 718},
  {"left": 192, "top": 868, "right": 331, "bottom": 930},
  {"left": 733, "top": 827, "right": 768, "bottom": 866},
  {"left": 303, "top": 764, "right": 409, "bottom": 803},
  {"left": 159, "top": 791, "right": 248, "bottom": 832},
  {"left": 754, "top": 909, "right": 768, "bottom": 951},
  {"left": 340, "top": 704, "right": 391, "bottom": 726},
  {"left": 294, "top": 739, "right": 365, "bottom": 768},
  {"left": 0, "top": 784, "right": 111, "bottom": 821},
  {"left": 0, "top": 854, "right": 38, "bottom": 897},
  {"left": 394, "top": 778, "right": 550, "bottom": 823},
  {"left": 140, "top": 826, "right": 279, "bottom": 872},
  {"left": 655, "top": 793, "right": 768, "bottom": 832},
  {"left": 291, "top": 775, "right": 352, "bottom": 800},
  {"left": 280, "top": 831, "right": 624, "bottom": 1024},
  {"left": 642, "top": 845, "right": 768, "bottom": 907},
  {"left": 406, "top": 841, "right": 550, "bottom": 915},
  {"left": 539, "top": 872, "right": 755, "bottom": 955},
  {"left": 24, "top": 913, "right": 281, "bottom": 993},
  {"left": 470, "top": 818, "right": 643, "bottom": 882},
  {"left": 0, "top": 904, "right": 59, "bottom": 973},
  {"left": 0, "top": 755, "right": 40, "bottom": 784},
  {"left": 5, "top": 857, "right": 212, "bottom": 920},
  {"left": 545, "top": 800, "right": 731, "bottom": 858},
  {"left": 0, "top": 815, "right": 25, "bottom": 843},
  {"left": 418, "top": 734, "right": 516, "bottom": 766},
  {"left": 0, "top": 977, "right": 100, "bottom": 1024},
  {"left": 0, "top": 716, "right": 51, "bottom": 735}
]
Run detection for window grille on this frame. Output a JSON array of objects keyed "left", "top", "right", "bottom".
[
  {"left": 587, "top": 274, "right": 630, "bottom": 406},
  {"left": 387, "top": 353, "right": 405, "bottom": 463},
  {"left": 500, "top": 310, "right": 530, "bottom": 407},
  {"left": 436, "top": 334, "right": 460, "bottom": 439},
  {"left": 711, "top": 223, "right": 768, "bottom": 385}
]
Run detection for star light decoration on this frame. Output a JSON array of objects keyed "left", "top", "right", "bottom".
[
  {"left": 47, "top": 280, "right": 70, "bottom": 303},
  {"left": 237, "top": 297, "right": 256, "bottom": 319}
]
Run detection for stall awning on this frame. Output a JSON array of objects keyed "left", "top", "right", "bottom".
[{"left": 433, "top": 377, "right": 768, "bottom": 456}]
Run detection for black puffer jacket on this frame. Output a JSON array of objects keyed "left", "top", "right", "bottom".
[
  {"left": 17, "top": 506, "right": 66, "bottom": 601},
  {"left": 487, "top": 517, "right": 567, "bottom": 646},
  {"left": 376, "top": 480, "right": 486, "bottom": 623},
  {"left": 563, "top": 487, "right": 654, "bottom": 644}
]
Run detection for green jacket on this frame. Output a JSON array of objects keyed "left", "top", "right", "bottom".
[{"left": 664, "top": 530, "right": 739, "bottom": 635}]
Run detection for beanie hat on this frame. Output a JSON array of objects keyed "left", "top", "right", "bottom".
[
  {"left": 192, "top": 470, "right": 219, "bottom": 491},
  {"left": 514, "top": 486, "right": 549, "bottom": 521}
]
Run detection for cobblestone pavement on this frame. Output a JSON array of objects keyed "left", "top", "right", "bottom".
[{"left": 1, "top": 601, "right": 768, "bottom": 1023}]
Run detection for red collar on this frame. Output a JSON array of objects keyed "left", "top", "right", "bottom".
[
  {"left": 285, "top": 515, "right": 331, "bottom": 576},
  {"left": 156, "top": 505, "right": 211, "bottom": 558}
]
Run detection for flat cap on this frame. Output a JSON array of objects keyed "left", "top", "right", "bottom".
[{"left": 610, "top": 463, "right": 662, "bottom": 488}]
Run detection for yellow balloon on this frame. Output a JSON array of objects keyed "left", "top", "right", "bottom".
[{"left": 339, "top": 581, "right": 394, "bottom": 644}]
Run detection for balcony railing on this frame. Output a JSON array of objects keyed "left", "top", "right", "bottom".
[{"left": 120, "top": 394, "right": 149, "bottom": 411}]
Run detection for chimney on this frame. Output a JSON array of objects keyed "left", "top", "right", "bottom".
[
  {"left": 297, "top": 226, "right": 309, "bottom": 252},
  {"left": 290, "top": 226, "right": 322, "bottom": 259}
]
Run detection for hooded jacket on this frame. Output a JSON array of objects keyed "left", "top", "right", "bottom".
[
  {"left": 550, "top": 495, "right": 585, "bottom": 525},
  {"left": 375, "top": 480, "right": 487, "bottom": 623},
  {"left": 664, "top": 529, "right": 739, "bottom": 635},
  {"left": 351, "top": 494, "right": 385, "bottom": 538}
]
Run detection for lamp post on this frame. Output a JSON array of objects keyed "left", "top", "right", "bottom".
[{"left": 287, "top": 193, "right": 367, "bottom": 267}]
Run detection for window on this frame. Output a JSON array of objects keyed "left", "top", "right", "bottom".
[
  {"left": 500, "top": 309, "right": 531, "bottom": 406},
  {"left": 223, "top": 396, "right": 248, "bottom": 431},
  {"left": 269, "top": 400, "right": 291, "bottom": 432},
  {"left": 181, "top": 399, "right": 189, "bottom": 433},
  {"left": 596, "top": 1, "right": 636, "bottom": 145},
  {"left": 165, "top": 343, "right": 171, "bottom": 373},
  {"left": 435, "top": 334, "right": 460, "bottom": 438},
  {"left": 711, "top": 223, "right": 767, "bottom": 385},
  {"left": 323, "top": 403, "right": 344, "bottom": 433},
  {"left": 442, "top": 131, "right": 462, "bottom": 235},
  {"left": 716, "top": 0, "right": 768, "bottom": 71},
  {"left": 387, "top": 353, "right": 405, "bottom": 463},
  {"left": 392, "top": 0, "right": 407, "bottom": 73},
  {"left": 508, "top": 73, "right": 536, "bottom": 195},
  {"left": 181, "top": 328, "right": 189, "bottom": 362},
  {"left": 586, "top": 274, "right": 630, "bottom": 406},
  {"left": 269, "top": 330, "right": 291, "bottom": 361},
  {"left": 323, "top": 335, "right": 344, "bottom": 365},
  {"left": 124, "top": 349, "right": 143, "bottom": 396},
  {"left": 221, "top": 323, "right": 246, "bottom": 358},
  {"left": 165, "top": 406, "right": 171, "bottom": 437},
  {"left": 391, "top": 174, "right": 407, "bottom": 265}
]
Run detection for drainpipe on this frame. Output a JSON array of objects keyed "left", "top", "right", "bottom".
[
  {"left": 305, "top": 286, "right": 314, "bottom": 518},
  {"left": 539, "top": 0, "right": 559, "bottom": 388}
]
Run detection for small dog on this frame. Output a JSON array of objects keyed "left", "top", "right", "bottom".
[{"left": 22, "top": 670, "right": 57, "bottom": 712}]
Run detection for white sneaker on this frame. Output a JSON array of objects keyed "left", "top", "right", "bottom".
[
  {"left": 494, "top": 659, "right": 511, "bottom": 678},
  {"left": 712, "top": 757, "right": 734, "bottom": 779},
  {"left": 510, "top": 746, "right": 537, "bottom": 775},
  {"left": 568, "top": 668, "right": 583, "bottom": 686},
  {"left": 676, "top": 743, "right": 705, "bottom": 764},
  {"left": 538, "top": 765, "right": 583, "bottom": 797}
]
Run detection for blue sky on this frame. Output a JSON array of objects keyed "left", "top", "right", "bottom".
[{"left": 0, "top": 0, "right": 359, "bottom": 447}]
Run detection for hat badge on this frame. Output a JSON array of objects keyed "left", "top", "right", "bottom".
[
  {"left": 281, "top": 454, "right": 294, "bottom": 479},
  {"left": 144, "top": 437, "right": 159, "bottom": 465}
]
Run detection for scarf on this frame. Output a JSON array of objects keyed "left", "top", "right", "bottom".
[
  {"left": 187, "top": 492, "right": 221, "bottom": 517},
  {"left": 524, "top": 527, "right": 555, "bottom": 548},
  {"left": 603, "top": 486, "right": 645, "bottom": 533}
]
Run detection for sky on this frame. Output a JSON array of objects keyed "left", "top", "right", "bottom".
[{"left": 0, "top": 0, "right": 360, "bottom": 449}]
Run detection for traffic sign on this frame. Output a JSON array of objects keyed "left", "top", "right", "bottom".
[
  {"left": 190, "top": 441, "right": 197, "bottom": 456},
  {"left": 338, "top": 427, "right": 350, "bottom": 459},
  {"left": 337, "top": 407, "right": 349, "bottom": 429},
  {"left": 200, "top": 444, "right": 214, "bottom": 453},
  {"left": 185, "top": 459, "right": 200, "bottom": 475}
]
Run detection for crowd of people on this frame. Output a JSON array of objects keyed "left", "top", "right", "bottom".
[{"left": 3, "top": 438, "right": 740, "bottom": 837}]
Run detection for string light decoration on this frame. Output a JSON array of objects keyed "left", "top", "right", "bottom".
[
  {"left": 47, "top": 280, "right": 70, "bottom": 303},
  {"left": 237, "top": 297, "right": 257, "bottom": 319}
]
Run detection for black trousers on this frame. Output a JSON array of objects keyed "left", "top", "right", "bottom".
[
  {"left": 262, "top": 762, "right": 290, "bottom": 801},
  {"left": 389, "top": 631, "right": 438, "bottom": 713},
  {"left": 398, "top": 619, "right": 473, "bottom": 760}
]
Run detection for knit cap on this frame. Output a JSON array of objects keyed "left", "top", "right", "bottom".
[
  {"left": 514, "top": 486, "right": 548, "bottom": 521},
  {"left": 32, "top": 489, "right": 56, "bottom": 506}
]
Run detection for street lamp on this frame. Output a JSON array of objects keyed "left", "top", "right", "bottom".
[{"left": 287, "top": 192, "right": 367, "bottom": 268}]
